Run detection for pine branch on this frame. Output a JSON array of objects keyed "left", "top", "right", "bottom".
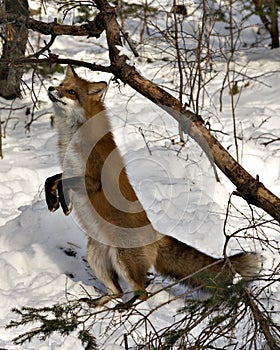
[{"left": 6, "top": 304, "right": 89, "bottom": 346}]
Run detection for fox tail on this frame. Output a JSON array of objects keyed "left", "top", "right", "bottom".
[{"left": 154, "top": 236, "right": 259, "bottom": 287}]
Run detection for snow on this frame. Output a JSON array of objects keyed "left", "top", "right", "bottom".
[{"left": 0, "top": 0, "right": 279, "bottom": 348}]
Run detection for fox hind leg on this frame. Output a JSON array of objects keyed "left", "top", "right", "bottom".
[
  {"left": 117, "top": 251, "right": 150, "bottom": 302},
  {"left": 87, "top": 241, "right": 150, "bottom": 306},
  {"left": 91, "top": 270, "right": 123, "bottom": 307},
  {"left": 87, "top": 240, "right": 124, "bottom": 306}
]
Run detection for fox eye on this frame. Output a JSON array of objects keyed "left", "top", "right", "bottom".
[{"left": 67, "top": 89, "right": 76, "bottom": 95}]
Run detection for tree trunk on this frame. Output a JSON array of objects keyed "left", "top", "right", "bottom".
[
  {"left": 269, "top": 0, "right": 279, "bottom": 49},
  {"left": 0, "top": 0, "right": 29, "bottom": 99},
  {"left": 253, "top": 0, "right": 279, "bottom": 49}
]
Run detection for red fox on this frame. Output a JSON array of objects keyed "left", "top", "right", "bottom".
[{"left": 46, "top": 65, "right": 259, "bottom": 305}]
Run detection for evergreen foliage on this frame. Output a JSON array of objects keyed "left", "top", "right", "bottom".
[
  {"left": 6, "top": 302, "right": 97, "bottom": 349},
  {"left": 5, "top": 278, "right": 280, "bottom": 349}
]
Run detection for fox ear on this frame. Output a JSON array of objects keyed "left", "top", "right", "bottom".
[
  {"left": 87, "top": 82, "right": 107, "bottom": 99},
  {"left": 65, "top": 65, "right": 77, "bottom": 79}
]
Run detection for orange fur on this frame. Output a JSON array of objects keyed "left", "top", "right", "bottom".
[{"left": 47, "top": 66, "right": 259, "bottom": 304}]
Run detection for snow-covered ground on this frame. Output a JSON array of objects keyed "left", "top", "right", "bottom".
[{"left": 0, "top": 1, "right": 279, "bottom": 348}]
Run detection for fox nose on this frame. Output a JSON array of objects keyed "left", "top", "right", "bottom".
[{"left": 48, "top": 86, "right": 55, "bottom": 92}]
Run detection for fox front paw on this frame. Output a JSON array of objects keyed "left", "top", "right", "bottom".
[
  {"left": 45, "top": 174, "right": 72, "bottom": 216},
  {"left": 57, "top": 181, "right": 72, "bottom": 215},
  {"left": 45, "top": 175, "right": 61, "bottom": 212},
  {"left": 47, "top": 190, "right": 60, "bottom": 212}
]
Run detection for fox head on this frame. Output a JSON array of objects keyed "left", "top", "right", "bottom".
[{"left": 48, "top": 65, "right": 107, "bottom": 120}]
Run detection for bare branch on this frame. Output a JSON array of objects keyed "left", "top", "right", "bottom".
[
  {"left": 0, "top": 56, "right": 111, "bottom": 74},
  {"left": 244, "top": 288, "right": 280, "bottom": 350},
  {"left": 0, "top": 13, "right": 105, "bottom": 37}
]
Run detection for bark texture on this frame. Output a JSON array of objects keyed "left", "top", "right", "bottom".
[{"left": 0, "top": 0, "right": 29, "bottom": 99}]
